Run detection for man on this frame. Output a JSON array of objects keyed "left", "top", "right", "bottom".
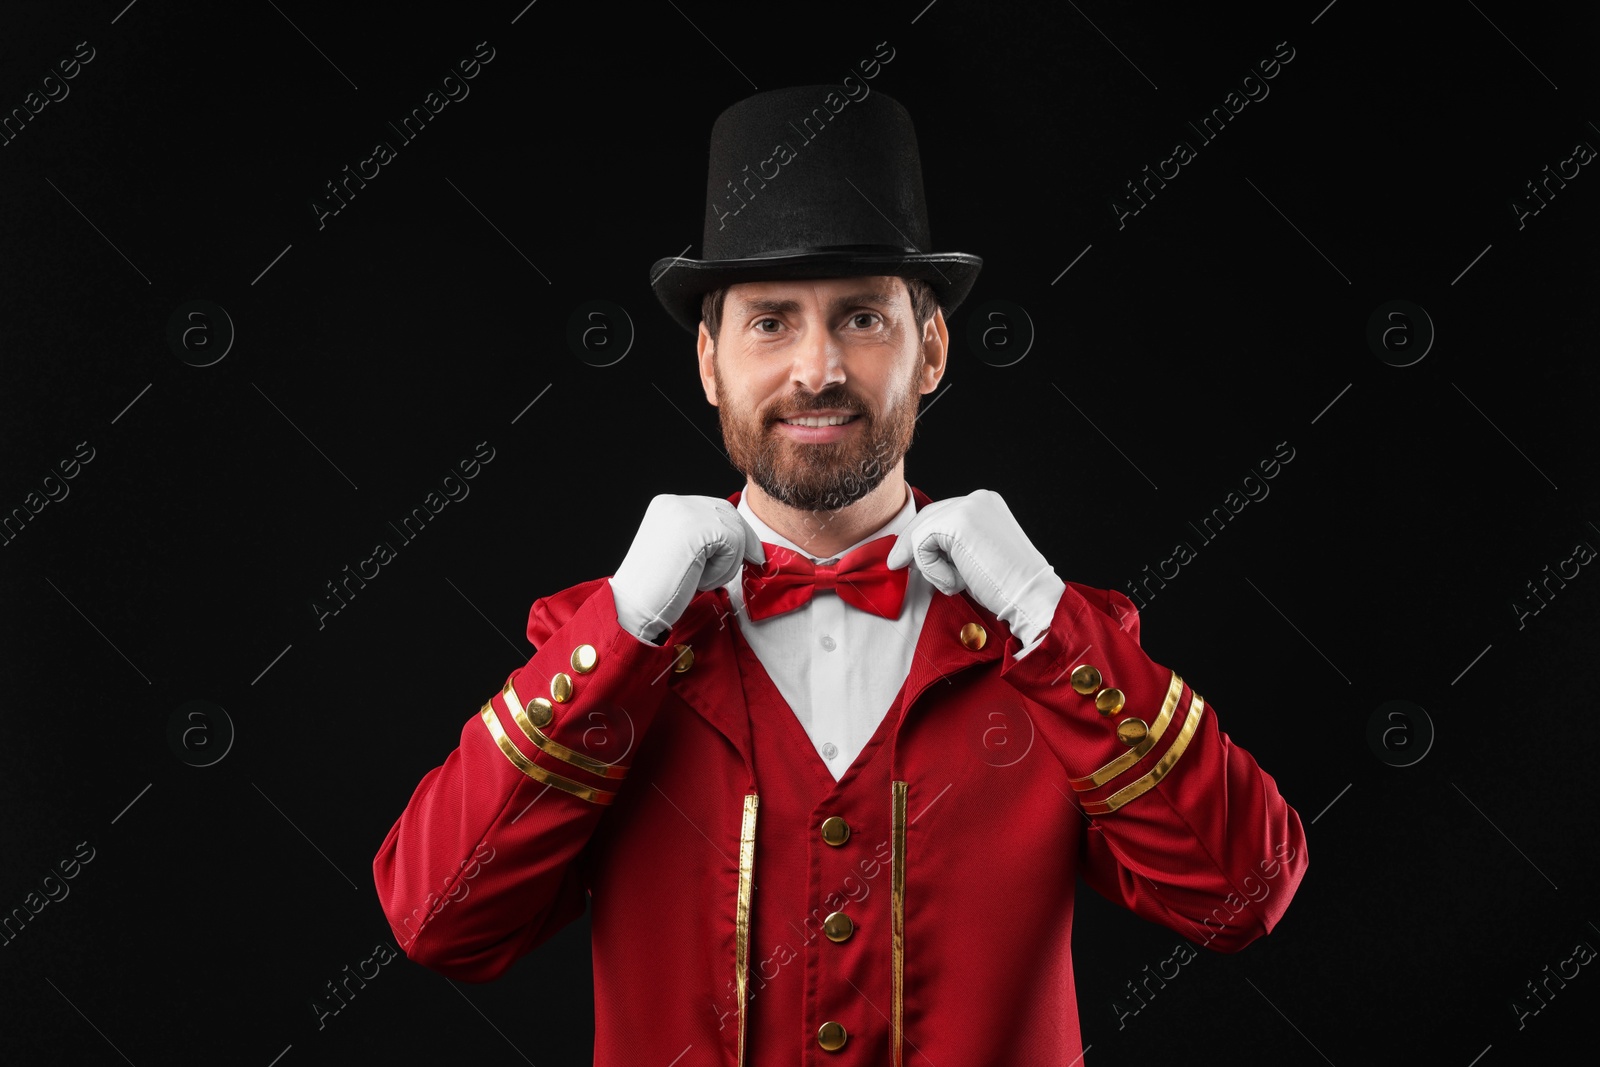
[{"left": 373, "top": 85, "right": 1306, "bottom": 1065}]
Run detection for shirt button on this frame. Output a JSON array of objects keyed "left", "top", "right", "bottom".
[
  {"left": 821, "top": 742, "right": 839, "bottom": 760},
  {"left": 820, "top": 634, "right": 836, "bottom": 651}
]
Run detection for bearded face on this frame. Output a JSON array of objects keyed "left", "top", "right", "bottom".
[{"left": 713, "top": 338, "right": 922, "bottom": 516}]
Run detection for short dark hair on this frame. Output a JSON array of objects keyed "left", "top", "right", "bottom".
[{"left": 701, "top": 276, "right": 939, "bottom": 342}]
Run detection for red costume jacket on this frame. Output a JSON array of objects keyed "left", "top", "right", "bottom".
[{"left": 373, "top": 484, "right": 1307, "bottom": 1065}]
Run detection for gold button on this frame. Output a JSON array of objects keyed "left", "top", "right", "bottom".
[
  {"left": 820, "top": 816, "right": 851, "bottom": 846},
  {"left": 527, "top": 697, "right": 554, "bottom": 729},
  {"left": 823, "top": 911, "right": 854, "bottom": 943},
  {"left": 1070, "top": 664, "right": 1102, "bottom": 695},
  {"left": 1116, "top": 717, "right": 1149, "bottom": 746},
  {"left": 959, "top": 622, "right": 987, "bottom": 651},
  {"left": 817, "top": 1021, "right": 847, "bottom": 1051},
  {"left": 550, "top": 672, "right": 574, "bottom": 703},
  {"left": 569, "top": 644, "right": 598, "bottom": 674},
  {"left": 672, "top": 643, "right": 694, "bottom": 673},
  {"left": 1094, "top": 687, "right": 1125, "bottom": 716}
]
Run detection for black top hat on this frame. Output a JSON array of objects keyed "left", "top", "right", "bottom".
[{"left": 650, "top": 85, "right": 982, "bottom": 333}]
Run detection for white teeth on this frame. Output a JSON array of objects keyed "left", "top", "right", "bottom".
[{"left": 783, "top": 415, "right": 855, "bottom": 427}]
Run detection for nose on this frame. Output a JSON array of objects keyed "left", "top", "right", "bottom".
[{"left": 790, "top": 320, "right": 846, "bottom": 395}]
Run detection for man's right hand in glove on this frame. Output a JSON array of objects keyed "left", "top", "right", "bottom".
[{"left": 609, "top": 495, "right": 766, "bottom": 645}]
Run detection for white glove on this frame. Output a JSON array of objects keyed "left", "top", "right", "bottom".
[
  {"left": 887, "top": 489, "right": 1066, "bottom": 655},
  {"left": 609, "top": 495, "right": 766, "bottom": 645}
]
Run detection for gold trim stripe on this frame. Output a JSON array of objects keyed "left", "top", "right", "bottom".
[
  {"left": 1082, "top": 693, "right": 1206, "bottom": 815},
  {"left": 735, "top": 794, "right": 759, "bottom": 1067},
  {"left": 891, "top": 780, "right": 908, "bottom": 1067},
  {"left": 501, "top": 680, "right": 629, "bottom": 779},
  {"left": 478, "top": 703, "right": 617, "bottom": 805},
  {"left": 1069, "top": 672, "right": 1185, "bottom": 791}
]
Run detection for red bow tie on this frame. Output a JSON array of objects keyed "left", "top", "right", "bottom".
[{"left": 742, "top": 534, "right": 909, "bottom": 622}]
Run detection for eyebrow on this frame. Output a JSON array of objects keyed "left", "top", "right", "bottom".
[{"left": 733, "top": 289, "right": 901, "bottom": 316}]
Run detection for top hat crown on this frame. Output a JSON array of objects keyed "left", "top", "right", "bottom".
[{"left": 650, "top": 85, "right": 982, "bottom": 332}]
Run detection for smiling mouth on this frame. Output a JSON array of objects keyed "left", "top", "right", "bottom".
[{"left": 778, "top": 414, "right": 860, "bottom": 427}]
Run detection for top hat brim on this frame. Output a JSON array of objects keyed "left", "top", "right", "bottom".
[{"left": 649, "top": 249, "right": 983, "bottom": 334}]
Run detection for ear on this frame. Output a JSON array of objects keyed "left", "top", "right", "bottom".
[
  {"left": 697, "top": 322, "right": 719, "bottom": 406},
  {"left": 918, "top": 308, "right": 950, "bottom": 395}
]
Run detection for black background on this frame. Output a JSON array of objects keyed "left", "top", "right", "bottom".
[{"left": 2, "top": 1, "right": 1597, "bottom": 1064}]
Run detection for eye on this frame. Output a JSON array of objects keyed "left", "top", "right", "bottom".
[
  {"left": 754, "top": 317, "right": 782, "bottom": 333},
  {"left": 848, "top": 312, "right": 882, "bottom": 329}
]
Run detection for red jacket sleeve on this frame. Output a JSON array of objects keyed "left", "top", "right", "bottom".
[
  {"left": 1000, "top": 581, "right": 1308, "bottom": 952},
  {"left": 372, "top": 578, "right": 683, "bottom": 981}
]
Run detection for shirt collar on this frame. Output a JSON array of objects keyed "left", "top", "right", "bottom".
[{"left": 736, "top": 482, "right": 917, "bottom": 563}]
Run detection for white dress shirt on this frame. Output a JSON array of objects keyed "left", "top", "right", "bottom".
[{"left": 726, "top": 484, "right": 934, "bottom": 781}]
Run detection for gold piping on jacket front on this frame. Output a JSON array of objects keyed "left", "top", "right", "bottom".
[
  {"left": 735, "top": 793, "right": 759, "bottom": 1066},
  {"left": 891, "top": 780, "right": 908, "bottom": 1067}
]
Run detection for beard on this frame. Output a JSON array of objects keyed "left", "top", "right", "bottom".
[{"left": 715, "top": 354, "right": 921, "bottom": 515}]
